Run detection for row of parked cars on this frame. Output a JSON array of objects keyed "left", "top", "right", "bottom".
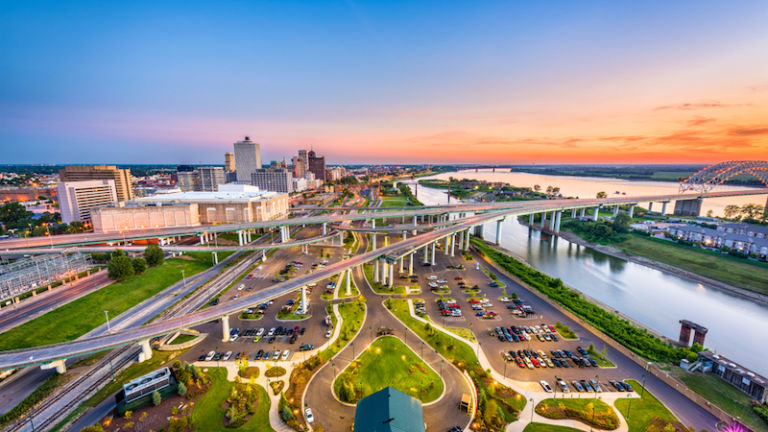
[
  {"left": 504, "top": 298, "right": 535, "bottom": 316},
  {"left": 491, "top": 324, "right": 560, "bottom": 343},
  {"left": 437, "top": 299, "right": 462, "bottom": 317},
  {"left": 228, "top": 326, "right": 307, "bottom": 344},
  {"left": 201, "top": 349, "right": 291, "bottom": 362},
  {"left": 540, "top": 378, "right": 633, "bottom": 393}
]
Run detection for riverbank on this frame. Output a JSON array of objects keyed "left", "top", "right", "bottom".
[{"left": 542, "top": 223, "right": 768, "bottom": 307}]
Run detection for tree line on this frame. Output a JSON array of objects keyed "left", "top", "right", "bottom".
[{"left": 99, "top": 245, "right": 165, "bottom": 281}]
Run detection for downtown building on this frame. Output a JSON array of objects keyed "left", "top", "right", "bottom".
[
  {"left": 233, "top": 136, "right": 262, "bottom": 183},
  {"left": 58, "top": 165, "right": 133, "bottom": 201},
  {"left": 251, "top": 168, "right": 294, "bottom": 193},
  {"left": 57, "top": 179, "right": 118, "bottom": 224}
]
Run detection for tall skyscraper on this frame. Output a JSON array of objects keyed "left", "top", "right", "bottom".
[
  {"left": 291, "top": 155, "right": 306, "bottom": 178},
  {"left": 58, "top": 165, "right": 133, "bottom": 201},
  {"left": 224, "top": 152, "right": 236, "bottom": 172},
  {"left": 308, "top": 150, "right": 326, "bottom": 181},
  {"left": 298, "top": 149, "right": 308, "bottom": 168},
  {"left": 176, "top": 165, "right": 199, "bottom": 191},
  {"left": 233, "top": 136, "right": 262, "bottom": 183}
]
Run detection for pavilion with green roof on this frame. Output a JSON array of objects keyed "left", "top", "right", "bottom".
[{"left": 353, "top": 387, "right": 426, "bottom": 432}]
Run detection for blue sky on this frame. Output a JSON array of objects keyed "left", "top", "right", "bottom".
[{"left": 1, "top": 1, "right": 767, "bottom": 164}]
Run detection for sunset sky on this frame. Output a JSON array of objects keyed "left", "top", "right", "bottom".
[{"left": 1, "top": 1, "right": 767, "bottom": 164}]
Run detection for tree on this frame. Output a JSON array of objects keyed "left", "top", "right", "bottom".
[
  {"left": 144, "top": 245, "right": 164, "bottom": 267},
  {"left": 132, "top": 257, "right": 146, "bottom": 275},
  {"left": 706, "top": 209, "right": 714, "bottom": 218},
  {"left": 596, "top": 191, "right": 608, "bottom": 199},
  {"left": 0, "top": 202, "right": 34, "bottom": 230},
  {"left": 546, "top": 185, "right": 553, "bottom": 195},
  {"left": 67, "top": 221, "right": 86, "bottom": 233},
  {"left": 740, "top": 203, "right": 765, "bottom": 221},
  {"left": 613, "top": 213, "right": 631, "bottom": 233},
  {"left": 723, "top": 204, "right": 741, "bottom": 220},
  {"left": 533, "top": 184, "right": 541, "bottom": 192},
  {"left": 152, "top": 390, "right": 162, "bottom": 406},
  {"left": 108, "top": 254, "right": 134, "bottom": 281},
  {"left": 80, "top": 425, "right": 106, "bottom": 432}
]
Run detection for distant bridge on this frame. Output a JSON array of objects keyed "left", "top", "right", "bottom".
[{"left": 680, "top": 160, "right": 768, "bottom": 193}]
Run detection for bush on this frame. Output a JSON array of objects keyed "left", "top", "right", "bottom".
[
  {"left": 152, "top": 390, "right": 162, "bottom": 406},
  {"left": 132, "top": 257, "right": 147, "bottom": 275},
  {"left": 144, "top": 245, "right": 165, "bottom": 267},
  {"left": 108, "top": 254, "right": 134, "bottom": 281},
  {"left": 177, "top": 382, "right": 187, "bottom": 396}
]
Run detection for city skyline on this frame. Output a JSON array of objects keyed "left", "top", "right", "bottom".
[{"left": 1, "top": 1, "right": 767, "bottom": 164}]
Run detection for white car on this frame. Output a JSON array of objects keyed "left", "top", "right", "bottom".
[
  {"left": 223, "top": 351, "right": 232, "bottom": 361},
  {"left": 238, "top": 284, "right": 245, "bottom": 291},
  {"left": 230, "top": 334, "right": 238, "bottom": 342},
  {"left": 540, "top": 380, "right": 553, "bottom": 393},
  {"left": 205, "top": 351, "right": 215, "bottom": 361},
  {"left": 305, "top": 408, "right": 314, "bottom": 423},
  {"left": 427, "top": 275, "right": 437, "bottom": 280},
  {"left": 281, "top": 350, "right": 290, "bottom": 360},
  {"left": 325, "top": 328, "right": 333, "bottom": 338},
  {"left": 268, "top": 327, "right": 276, "bottom": 336},
  {"left": 256, "top": 328, "right": 265, "bottom": 336}
]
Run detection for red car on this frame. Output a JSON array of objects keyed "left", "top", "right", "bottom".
[
  {"left": 468, "top": 299, "right": 480, "bottom": 304},
  {"left": 454, "top": 276, "right": 463, "bottom": 280}
]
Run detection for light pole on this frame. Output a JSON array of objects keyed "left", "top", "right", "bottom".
[
  {"left": 529, "top": 397, "right": 534, "bottom": 424},
  {"left": 181, "top": 269, "right": 187, "bottom": 288},
  {"left": 503, "top": 358, "right": 507, "bottom": 379},
  {"left": 104, "top": 310, "right": 111, "bottom": 333},
  {"left": 625, "top": 393, "right": 633, "bottom": 421}
]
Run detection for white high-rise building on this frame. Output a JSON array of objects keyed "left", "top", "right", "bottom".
[
  {"left": 233, "top": 136, "right": 262, "bottom": 183},
  {"left": 57, "top": 180, "right": 118, "bottom": 224}
]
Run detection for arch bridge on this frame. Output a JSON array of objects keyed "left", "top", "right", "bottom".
[{"left": 680, "top": 160, "right": 768, "bottom": 193}]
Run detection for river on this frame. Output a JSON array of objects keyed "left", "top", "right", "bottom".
[{"left": 405, "top": 170, "right": 768, "bottom": 376}]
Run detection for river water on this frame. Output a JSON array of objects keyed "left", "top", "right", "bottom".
[{"left": 405, "top": 170, "right": 768, "bottom": 376}]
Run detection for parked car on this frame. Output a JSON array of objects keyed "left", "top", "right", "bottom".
[
  {"left": 540, "top": 380, "right": 553, "bottom": 392},
  {"left": 305, "top": 408, "right": 314, "bottom": 423}
]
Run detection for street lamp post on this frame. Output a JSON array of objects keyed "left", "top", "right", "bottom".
[{"left": 529, "top": 397, "right": 534, "bottom": 424}]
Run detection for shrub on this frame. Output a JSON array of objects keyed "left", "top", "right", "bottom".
[
  {"left": 132, "top": 257, "right": 147, "bottom": 275},
  {"left": 108, "top": 254, "right": 134, "bottom": 281},
  {"left": 152, "top": 390, "right": 162, "bottom": 406},
  {"left": 144, "top": 245, "right": 165, "bottom": 267},
  {"left": 177, "top": 382, "right": 187, "bottom": 396}
]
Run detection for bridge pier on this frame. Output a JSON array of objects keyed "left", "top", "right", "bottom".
[
  {"left": 382, "top": 259, "right": 389, "bottom": 286},
  {"left": 474, "top": 224, "right": 483, "bottom": 237},
  {"left": 322, "top": 223, "right": 327, "bottom": 235},
  {"left": 422, "top": 245, "right": 428, "bottom": 264},
  {"left": 374, "top": 259, "right": 380, "bottom": 283},
  {"left": 457, "top": 230, "right": 464, "bottom": 250},
  {"left": 41, "top": 359, "right": 67, "bottom": 374},
  {"left": 613, "top": 206, "right": 619, "bottom": 217},
  {"left": 495, "top": 219, "right": 503, "bottom": 244},
  {"left": 592, "top": 207, "right": 599, "bottom": 221},
  {"left": 280, "top": 226, "right": 289, "bottom": 243},
  {"left": 571, "top": 208, "right": 576, "bottom": 219},
  {"left": 409, "top": 253, "right": 414, "bottom": 275},
  {"left": 431, "top": 242, "right": 436, "bottom": 266},
  {"left": 445, "top": 236, "right": 450, "bottom": 255},
  {"left": 554, "top": 211, "right": 562, "bottom": 233},
  {"left": 262, "top": 249, "right": 267, "bottom": 262},
  {"left": 548, "top": 212, "right": 555, "bottom": 231},
  {"left": 629, "top": 204, "right": 636, "bottom": 218},
  {"left": 371, "top": 233, "right": 377, "bottom": 250},
  {"left": 212, "top": 251, "right": 218, "bottom": 265},
  {"left": 138, "top": 339, "right": 153, "bottom": 362},
  {"left": 450, "top": 233, "right": 456, "bottom": 256},
  {"left": 529, "top": 213, "right": 534, "bottom": 225},
  {"left": 464, "top": 229, "right": 471, "bottom": 251},
  {"left": 413, "top": 215, "right": 417, "bottom": 226},
  {"left": 661, "top": 201, "right": 668, "bottom": 215},
  {"left": 221, "top": 315, "right": 231, "bottom": 342},
  {"left": 388, "top": 262, "right": 394, "bottom": 288},
  {"left": 580, "top": 208, "right": 586, "bottom": 219},
  {"left": 346, "top": 269, "right": 352, "bottom": 295},
  {"left": 648, "top": 202, "right": 653, "bottom": 213}
]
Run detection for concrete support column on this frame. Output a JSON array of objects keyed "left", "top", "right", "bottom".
[
  {"left": 593, "top": 207, "right": 599, "bottom": 221},
  {"left": 381, "top": 259, "right": 388, "bottom": 285},
  {"left": 445, "top": 236, "right": 450, "bottom": 255},
  {"left": 372, "top": 218, "right": 376, "bottom": 229},
  {"left": 571, "top": 208, "right": 576, "bottom": 218},
  {"left": 346, "top": 269, "right": 352, "bottom": 295},
  {"left": 388, "top": 262, "right": 394, "bottom": 287},
  {"left": 457, "top": 230, "right": 464, "bottom": 250},
  {"left": 138, "top": 339, "right": 153, "bottom": 363},
  {"left": 262, "top": 249, "right": 267, "bottom": 261},
  {"left": 372, "top": 233, "right": 377, "bottom": 250},
  {"left": 661, "top": 201, "right": 668, "bottom": 215},
  {"left": 413, "top": 215, "right": 417, "bottom": 226},
  {"left": 431, "top": 242, "right": 436, "bottom": 266},
  {"left": 554, "top": 211, "right": 562, "bottom": 233},
  {"left": 613, "top": 206, "right": 619, "bottom": 217},
  {"left": 301, "top": 285, "right": 307, "bottom": 311},
  {"left": 548, "top": 213, "right": 555, "bottom": 231},
  {"left": 374, "top": 259, "right": 380, "bottom": 282},
  {"left": 384, "top": 235, "right": 389, "bottom": 247},
  {"left": 580, "top": 208, "right": 586, "bottom": 218},
  {"left": 409, "top": 253, "right": 414, "bottom": 275},
  {"left": 339, "top": 231, "right": 344, "bottom": 246},
  {"left": 648, "top": 202, "right": 653, "bottom": 213},
  {"left": 221, "top": 315, "right": 231, "bottom": 342},
  {"left": 529, "top": 213, "right": 534, "bottom": 225},
  {"left": 495, "top": 220, "right": 503, "bottom": 245},
  {"left": 199, "top": 234, "right": 205, "bottom": 245},
  {"left": 422, "top": 245, "right": 428, "bottom": 264},
  {"left": 212, "top": 251, "right": 219, "bottom": 265},
  {"left": 41, "top": 359, "right": 67, "bottom": 374},
  {"left": 402, "top": 231, "right": 407, "bottom": 241},
  {"left": 322, "top": 223, "right": 327, "bottom": 235},
  {"left": 399, "top": 256, "right": 404, "bottom": 273},
  {"left": 465, "top": 229, "right": 471, "bottom": 251},
  {"left": 237, "top": 231, "right": 243, "bottom": 246},
  {"left": 629, "top": 205, "right": 636, "bottom": 218},
  {"left": 450, "top": 233, "right": 456, "bottom": 256}
]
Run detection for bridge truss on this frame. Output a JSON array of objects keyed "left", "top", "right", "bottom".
[{"left": 680, "top": 160, "right": 768, "bottom": 193}]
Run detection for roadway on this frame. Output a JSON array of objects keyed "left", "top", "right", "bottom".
[
  {"left": 0, "top": 270, "right": 111, "bottom": 333},
  {"left": 0, "top": 189, "right": 765, "bottom": 250},
  {"left": 1, "top": 189, "right": 767, "bottom": 370}
]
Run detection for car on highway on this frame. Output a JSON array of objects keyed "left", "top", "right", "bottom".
[{"left": 539, "top": 380, "right": 553, "bottom": 393}]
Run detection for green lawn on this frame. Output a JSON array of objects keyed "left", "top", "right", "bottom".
[
  {"left": 613, "top": 380, "right": 683, "bottom": 432},
  {"left": 615, "top": 233, "right": 768, "bottom": 295},
  {"left": 380, "top": 194, "right": 410, "bottom": 207},
  {"left": 535, "top": 398, "right": 619, "bottom": 429},
  {"left": 335, "top": 270, "right": 360, "bottom": 298},
  {"left": 320, "top": 300, "right": 366, "bottom": 362},
  {"left": 674, "top": 371, "right": 768, "bottom": 432},
  {"left": 586, "top": 345, "right": 615, "bottom": 367},
  {"left": 191, "top": 368, "right": 274, "bottom": 432},
  {"left": 170, "top": 333, "right": 198, "bottom": 345},
  {"left": 363, "top": 263, "right": 407, "bottom": 294},
  {"left": 0, "top": 254, "right": 214, "bottom": 350},
  {"left": 333, "top": 336, "right": 444, "bottom": 403},
  {"left": 523, "top": 423, "right": 584, "bottom": 432}
]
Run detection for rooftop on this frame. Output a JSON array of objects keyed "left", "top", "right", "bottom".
[
  {"left": 136, "top": 183, "right": 284, "bottom": 203},
  {"left": 353, "top": 387, "right": 425, "bottom": 432}
]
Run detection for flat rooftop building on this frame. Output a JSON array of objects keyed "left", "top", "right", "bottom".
[
  {"left": 135, "top": 184, "right": 288, "bottom": 224},
  {"left": 59, "top": 165, "right": 133, "bottom": 201},
  {"left": 57, "top": 180, "right": 118, "bottom": 224},
  {"left": 91, "top": 202, "right": 200, "bottom": 234},
  {"left": 698, "top": 351, "right": 768, "bottom": 403}
]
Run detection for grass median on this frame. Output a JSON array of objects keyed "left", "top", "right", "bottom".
[
  {"left": 333, "top": 335, "right": 444, "bottom": 403},
  {"left": 535, "top": 398, "right": 619, "bottom": 429},
  {"left": 613, "top": 380, "right": 684, "bottom": 432},
  {"left": 523, "top": 423, "right": 583, "bottom": 432},
  {"left": 0, "top": 254, "right": 214, "bottom": 351}
]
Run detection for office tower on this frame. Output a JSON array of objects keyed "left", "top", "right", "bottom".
[
  {"left": 298, "top": 149, "right": 308, "bottom": 167},
  {"left": 291, "top": 155, "right": 306, "bottom": 178},
  {"left": 224, "top": 152, "right": 236, "bottom": 172},
  {"left": 198, "top": 166, "right": 226, "bottom": 192},
  {"left": 58, "top": 165, "right": 133, "bottom": 201},
  {"left": 251, "top": 168, "right": 294, "bottom": 193},
  {"left": 308, "top": 150, "right": 326, "bottom": 181},
  {"left": 233, "top": 136, "right": 262, "bottom": 183},
  {"left": 57, "top": 180, "right": 118, "bottom": 224},
  {"left": 176, "top": 165, "right": 199, "bottom": 191}
]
